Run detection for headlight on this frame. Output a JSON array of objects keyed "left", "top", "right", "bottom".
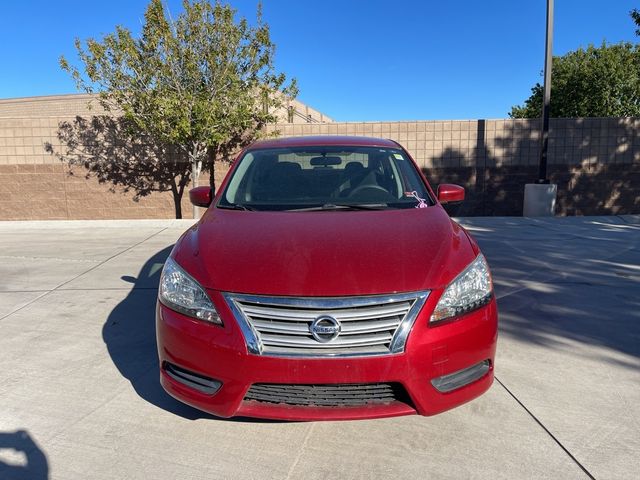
[
  {"left": 159, "top": 257, "right": 222, "bottom": 325},
  {"left": 430, "top": 254, "right": 492, "bottom": 323}
]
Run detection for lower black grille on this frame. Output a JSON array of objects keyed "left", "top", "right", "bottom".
[{"left": 244, "top": 382, "right": 410, "bottom": 407}]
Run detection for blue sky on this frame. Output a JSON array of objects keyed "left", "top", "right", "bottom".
[{"left": 1, "top": 1, "right": 638, "bottom": 121}]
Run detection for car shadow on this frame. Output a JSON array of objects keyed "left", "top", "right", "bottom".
[
  {"left": 102, "top": 245, "right": 285, "bottom": 423},
  {"left": 0, "top": 430, "right": 48, "bottom": 480},
  {"left": 463, "top": 219, "right": 640, "bottom": 363}
]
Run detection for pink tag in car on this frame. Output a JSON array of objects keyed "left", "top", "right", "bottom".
[{"left": 405, "top": 191, "right": 428, "bottom": 208}]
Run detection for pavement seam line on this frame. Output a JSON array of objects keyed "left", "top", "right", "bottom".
[
  {"left": 0, "top": 290, "right": 51, "bottom": 323},
  {"left": 58, "top": 287, "right": 160, "bottom": 291},
  {"left": 0, "top": 227, "right": 169, "bottom": 323},
  {"left": 0, "top": 287, "right": 159, "bottom": 293},
  {"left": 284, "top": 423, "right": 315, "bottom": 479},
  {"left": 53, "top": 226, "right": 170, "bottom": 290},
  {"left": 0, "top": 255, "right": 98, "bottom": 263},
  {"left": 495, "top": 376, "right": 596, "bottom": 480}
]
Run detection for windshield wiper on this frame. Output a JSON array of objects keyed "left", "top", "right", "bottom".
[
  {"left": 287, "top": 203, "right": 388, "bottom": 212},
  {"left": 217, "top": 203, "right": 256, "bottom": 211}
]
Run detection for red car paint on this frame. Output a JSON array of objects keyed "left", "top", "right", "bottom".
[{"left": 157, "top": 136, "right": 498, "bottom": 420}]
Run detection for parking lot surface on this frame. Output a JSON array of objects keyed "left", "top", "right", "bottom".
[{"left": 0, "top": 216, "right": 638, "bottom": 479}]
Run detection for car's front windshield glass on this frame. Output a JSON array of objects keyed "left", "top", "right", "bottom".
[{"left": 218, "top": 146, "right": 432, "bottom": 212}]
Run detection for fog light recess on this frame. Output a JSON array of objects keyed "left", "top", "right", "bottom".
[
  {"left": 163, "top": 362, "right": 222, "bottom": 395},
  {"left": 431, "top": 360, "right": 491, "bottom": 393}
]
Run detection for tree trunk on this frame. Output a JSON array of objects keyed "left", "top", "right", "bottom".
[
  {"left": 191, "top": 158, "right": 199, "bottom": 219},
  {"left": 170, "top": 180, "right": 183, "bottom": 219},
  {"left": 207, "top": 145, "right": 217, "bottom": 190}
]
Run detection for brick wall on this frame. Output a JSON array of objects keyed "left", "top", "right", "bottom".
[
  {"left": 0, "top": 94, "right": 105, "bottom": 118},
  {"left": 0, "top": 93, "right": 321, "bottom": 220},
  {"left": 1, "top": 95, "right": 639, "bottom": 219},
  {"left": 0, "top": 94, "right": 331, "bottom": 123},
  {"left": 0, "top": 164, "right": 229, "bottom": 220},
  {"left": 426, "top": 163, "right": 640, "bottom": 216},
  {"left": 267, "top": 118, "right": 640, "bottom": 216},
  {"left": 267, "top": 118, "right": 640, "bottom": 170},
  {"left": 0, "top": 112, "right": 230, "bottom": 220}
]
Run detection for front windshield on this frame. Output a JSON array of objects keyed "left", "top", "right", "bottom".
[{"left": 218, "top": 145, "right": 433, "bottom": 211}]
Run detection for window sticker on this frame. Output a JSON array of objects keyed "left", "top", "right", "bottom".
[{"left": 405, "top": 191, "right": 428, "bottom": 208}]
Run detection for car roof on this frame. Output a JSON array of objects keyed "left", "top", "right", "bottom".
[{"left": 248, "top": 135, "right": 401, "bottom": 150}]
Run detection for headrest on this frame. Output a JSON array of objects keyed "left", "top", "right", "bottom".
[
  {"left": 344, "top": 162, "right": 365, "bottom": 173},
  {"left": 271, "top": 162, "right": 302, "bottom": 174}
]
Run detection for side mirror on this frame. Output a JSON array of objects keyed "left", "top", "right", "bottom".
[
  {"left": 189, "top": 186, "right": 213, "bottom": 208},
  {"left": 437, "top": 184, "right": 465, "bottom": 204}
]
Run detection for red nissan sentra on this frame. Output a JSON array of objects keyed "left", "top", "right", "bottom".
[{"left": 157, "top": 136, "right": 497, "bottom": 421}]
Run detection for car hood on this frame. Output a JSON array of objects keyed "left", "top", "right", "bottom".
[{"left": 173, "top": 207, "right": 476, "bottom": 296}]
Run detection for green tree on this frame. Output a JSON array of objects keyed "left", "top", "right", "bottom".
[
  {"left": 509, "top": 42, "right": 640, "bottom": 118},
  {"left": 631, "top": 8, "right": 640, "bottom": 35},
  {"left": 57, "top": 0, "right": 296, "bottom": 218}
]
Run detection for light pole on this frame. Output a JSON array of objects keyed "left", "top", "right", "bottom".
[
  {"left": 538, "top": 0, "right": 554, "bottom": 183},
  {"left": 523, "top": 0, "right": 557, "bottom": 215}
]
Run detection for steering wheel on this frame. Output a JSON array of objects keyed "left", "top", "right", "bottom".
[{"left": 348, "top": 184, "right": 389, "bottom": 198}]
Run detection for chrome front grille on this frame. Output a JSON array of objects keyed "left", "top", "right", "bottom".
[{"left": 223, "top": 291, "right": 429, "bottom": 357}]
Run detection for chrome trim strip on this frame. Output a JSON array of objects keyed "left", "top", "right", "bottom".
[
  {"left": 224, "top": 292, "right": 421, "bottom": 309},
  {"left": 225, "top": 295, "right": 263, "bottom": 354},
  {"left": 260, "top": 332, "right": 393, "bottom": 347},
  {"left": 222, "top": 291, "right": 430, "bottom": 358},
  {"left": 389, "top": 292, "right": 429, "bottom": 353},
  {"left": 252, "top": 345, "right": 391, "bottom": 358},
  {"left": 240, "top": 303, "right": 410, "bottom": 321}
]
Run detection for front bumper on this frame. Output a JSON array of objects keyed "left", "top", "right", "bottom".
[{"left": 156, "top": 290, "right": 498, "bottom": 421}]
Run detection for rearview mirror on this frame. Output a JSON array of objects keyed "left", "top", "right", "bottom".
[
  {"left": 310, "top": 156, "right": 342, "bottom": 167},
  {"left": 189, "top": 186, "right": 213, "bottom": 208},
  {"left": 437, "top": 184, "right": 465, "bottom": 204}
]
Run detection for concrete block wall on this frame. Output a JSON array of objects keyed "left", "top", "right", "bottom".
[
  {"left": 0, "top": 94, "right": 330, "bottom": 124},
  {"left": 0, "top": 93, "right": 322, "bottom": 220},
  {"left": 0, "top": 163, "right": 229, "bottom": 220},
  {"left": 0, "top": 112, "right": 231, "bottom": 220},
  {"left": 0, "top": 93, "right": 638, "bottom": 219},
  {"left": 0, "top": 94, "right": 104, "bottom": 118},
  {"left": 267, "top": 118, "right": 640, "bottom": 169},
  {"left": 267, "top": 118, "right": 640, "bottom": 216}
]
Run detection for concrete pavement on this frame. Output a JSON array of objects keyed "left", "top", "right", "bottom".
[{"left": 0, "top": 216, "right": 638, "bottom": 479}]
